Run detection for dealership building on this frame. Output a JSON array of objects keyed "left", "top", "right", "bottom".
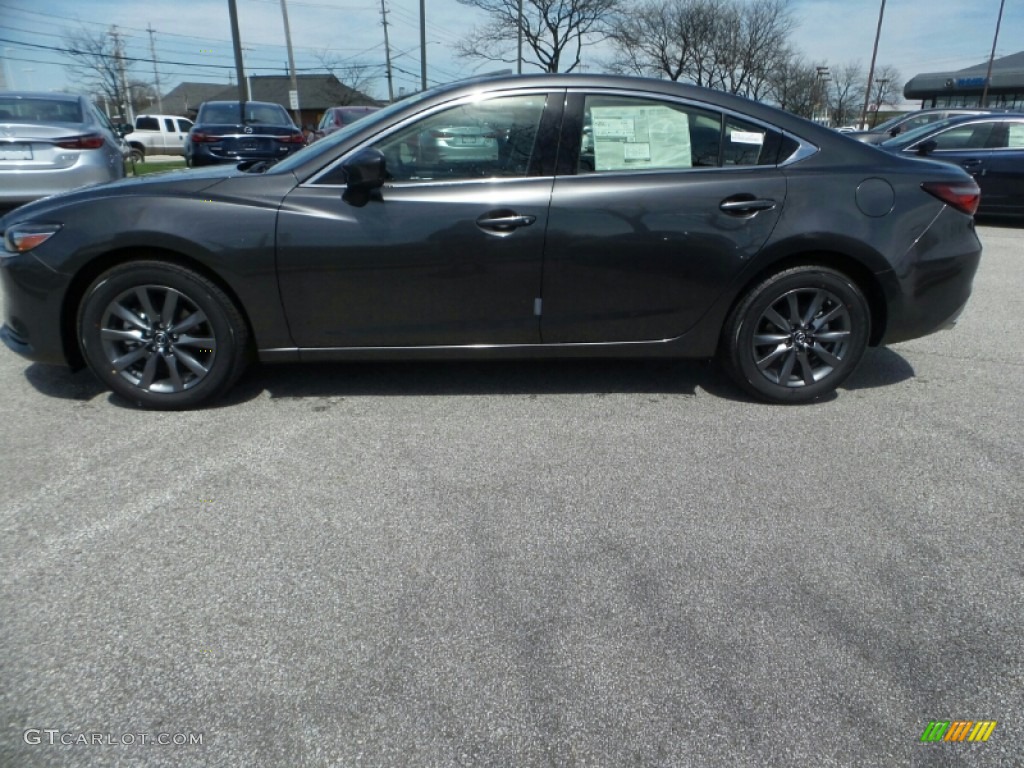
[{"left": 904, "top": 50, "right": 1024, "bottom": 109}]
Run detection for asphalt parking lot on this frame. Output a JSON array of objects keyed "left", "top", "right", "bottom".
[{"left": 1, "top": 222, "right": 1021, "bottom": 767}]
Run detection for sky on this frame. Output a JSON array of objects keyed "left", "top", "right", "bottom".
[{"left": 1, "top": 0, "right": 1021, "bottom": 105}]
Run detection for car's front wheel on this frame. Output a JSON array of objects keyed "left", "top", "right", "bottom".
[
  {"left": 721, "top": 266, "right": 869, "bottom": 403},
  {"left": 78, "top": 261, "right": 249, "bottom": 409}
]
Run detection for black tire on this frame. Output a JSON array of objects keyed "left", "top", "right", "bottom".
[
  {"left": 78, "top": 261, "right": 249, "bottom": 410},
  {"left": 129, "top": 147, "right": 144, "bottom": 164},
  {"left": 720, "top": 266, "right": 869, "bottom": 404}
]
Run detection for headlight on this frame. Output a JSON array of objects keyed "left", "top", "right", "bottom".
[{"left": 3, "top": 223, "right": 63, "bottom": 254}]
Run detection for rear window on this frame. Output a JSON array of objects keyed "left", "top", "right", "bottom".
[
  {"left": 199, "top": 103, "right": 292, "bottom": 126},
  {"left": 0, "top": 98, "right": 83, "bottom": 123}
]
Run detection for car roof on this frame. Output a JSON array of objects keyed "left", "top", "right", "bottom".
[{"left": 419, "top": 73, "right": 846, "bottom": 139}]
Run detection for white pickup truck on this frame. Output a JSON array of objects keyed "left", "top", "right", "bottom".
[{"left": 124, "top": 114, "right": 194, "bottom": 161}]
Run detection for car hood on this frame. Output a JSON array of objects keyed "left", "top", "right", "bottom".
[{"left": 0, "top": 164, "right": 246, "bottom": 224}]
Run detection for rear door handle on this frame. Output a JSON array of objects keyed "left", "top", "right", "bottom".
[
  {"left": 719, "top": 197, "right": 777, "bottom": 215},
  {"left": 476, "top": 212, "right": 537, "bottom": 232},
  {"left": 960, "top": 159, "right": 985, "bottom": 175}
]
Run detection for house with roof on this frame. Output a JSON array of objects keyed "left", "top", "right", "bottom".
[{"left": 156, "top": 74, "right": 378, "bottom": 129}]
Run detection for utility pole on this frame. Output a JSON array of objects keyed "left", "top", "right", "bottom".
[
  {"left": 981, "top": 0, "right": 1006, "bottom": 107},
  {"left": 227, "top": 0, "right": 247, "bottom": 103},
  {"left": 871, "top": 77, "right": 889, "bottom": 127},
  {"left": 380, "top": 0, "right": 394, "bottom": 102},
  {"left": 860, "top": 0, "right": 886, "bottom": 130},
  {"left": 517, "top": 0, "right": 523, "bottom": 74},
  {"left": 419, "top": 0, "right": 427, "bottom": 91},
  {"left": 147, "top": 25, "right": 163, "bottom": 113},
  {"left": 279, "top": 0, "right": 302, "bottom": 124},
  {"left": 111, "top": 26, "right": 134, "bottom": 123}
]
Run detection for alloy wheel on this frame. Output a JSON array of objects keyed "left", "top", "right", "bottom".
[
  {"left": 751, "top": 287, "right": 852, "bottom": 388},
  {"left": 98, "top": 284, "right": 217, "bottom": 394}
]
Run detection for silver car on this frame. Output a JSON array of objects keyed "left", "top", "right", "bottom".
[{"left": 0, "top": 92, "right": 126, "bottom": 205}]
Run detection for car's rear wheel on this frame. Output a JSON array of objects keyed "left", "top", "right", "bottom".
[
  {"left": 129, "top": 147, "right": 144, "bottom": 164},
  {"left": 721, "top": 266, "right": 869, "bottom": 403},
  {"left": 78, "top": 261, "right": 249, "bottom": 409}
]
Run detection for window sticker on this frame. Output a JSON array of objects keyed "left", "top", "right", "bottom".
[
  {"left": 730, "top": 130, "right": 765, "bottom": 145},
  {"left": 590, "top": 105, "right": 691, "bottom": 171}
]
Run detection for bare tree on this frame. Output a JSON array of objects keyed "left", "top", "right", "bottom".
[
  {"left": 62, "top": 26, "right": 140, "bottom": 120},
  {"left": 766, "top": 52, "right": 820, "bottom": 117},
  {"left": 714, "top": 0, "right": 795, "bottom": 99},
  {"left": 825, "top": 61, "right": 865, "bottom": 127},
  {"left": 866, "top": 63, "right": 902, "bottom": 125},
  {"left": 607, "top": 0, "right": 794, "bottom": 97},
  {"left": 456, "top": 0, "right": 621, "bottom": 73},
  {"left": 314, "top": 50, "right": 379, "bottom": 103}
]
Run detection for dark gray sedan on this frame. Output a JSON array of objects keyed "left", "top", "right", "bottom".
[{"left": 0, "top": 74, "right": 983, "bottom": 409}]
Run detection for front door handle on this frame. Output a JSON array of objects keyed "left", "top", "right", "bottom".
[
  {"left": 476, "top": 211, "right": 537, "bottom": 232},
  {"left": 719, "top": 197, "right": 777, "bottom": 215}
]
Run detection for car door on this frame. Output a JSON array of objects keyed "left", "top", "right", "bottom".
[
  {"left": 904, "top": 120, "right": 1001, "bottom": 201},
  {"left": 976, "top": 120, "right": 1024, "bottom": 215},
  {"left": 174, "top": 118, "right": 193, "bottom": 154},
  {"left": 540, "top": 91, "right": 788, "bottom": 343},
  {"left": 276, "top": 90, "right": 562, "bottom": 348}
]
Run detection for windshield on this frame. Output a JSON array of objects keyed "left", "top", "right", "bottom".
[
  {"left": 870, "top": 113, "right": 908, "bottom": 133},
  {"left": 879, "top": 118, "right": 960, "bottom": 149},
  {"left": 270, "top": 87, "right": 444, "bottom": 175}
]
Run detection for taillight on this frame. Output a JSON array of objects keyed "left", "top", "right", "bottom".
[
  {"left": 55, "top": 134, "right": 105, "bottom": 150},
  {"left": 278, "top": 133, "right": 305, "bottom": 144},
  {"left": 921, "top": 180, "right": 981, "bottom": 216},
  {"left": 190, "top": 132, "right": 222, "bottom": 144}
]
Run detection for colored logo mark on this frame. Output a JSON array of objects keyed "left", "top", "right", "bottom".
[{"left": 920, "top": 720, "right": 997, "bottom": 742}]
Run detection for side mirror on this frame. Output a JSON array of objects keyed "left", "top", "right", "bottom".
[
  {"left": 889, "top": 126, "right": 901, "bottom": 136},
  {"left": 117, "top": 124, "right": 134, "bottom": 137},
  {"left": 915, "top": 139, "right": 937, "bottom": 156},
  {"left": 341, "top": 148, "right": 387, "bottom": 207}
]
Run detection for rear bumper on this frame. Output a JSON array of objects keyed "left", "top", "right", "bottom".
[
  {"left": 878, "top": 209, "right": 982, "bottom": 345},
  {"left": 0, "top": 162, "right": 123, "bottom": 204}
]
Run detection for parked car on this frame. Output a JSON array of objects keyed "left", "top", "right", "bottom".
[
  {"left": 184, "top": 100, "right": 304, "bottom": 167},
  {"left": 124, "top": 114, "right": 194, "bottom": 161},
  {"left": 848, "top": 108, "right": 997, "bottom": 144},
  {"left": 0, "top": 74, "right": 982, "bottom": 409},
  {"left": 314, "top": 105, "right": 380, "bottom": 140},
  {"left": 877, "top": 112, "right": 1024, "bottom": 216},
  {"left": 0, "top": 91, "right": 126, "bottom": 205}
]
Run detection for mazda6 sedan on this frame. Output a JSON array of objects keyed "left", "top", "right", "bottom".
[{"left": 0, "top": 74, "right": 983, "bottom": 409}]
